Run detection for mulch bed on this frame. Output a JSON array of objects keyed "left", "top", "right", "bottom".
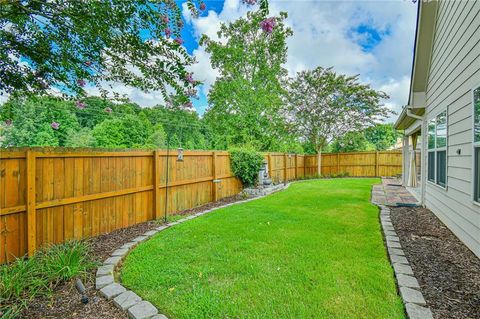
[
  {"left": 21, "top": 194, "right": 246, "bottom": 319},
  {"left": 390, "top": 206, "right": 480, "bottom": 319}
]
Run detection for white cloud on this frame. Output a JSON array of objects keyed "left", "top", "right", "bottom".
[{"left": 183, "top": 0, "right": 417, "bottom": 120}]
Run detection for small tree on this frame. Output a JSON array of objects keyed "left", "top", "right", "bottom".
[
  {"left": 285, "top": 67, "right": 390, "bottom": 174},
  {"left": 230, "top": 147, "right": 264, "bottom": 187}
]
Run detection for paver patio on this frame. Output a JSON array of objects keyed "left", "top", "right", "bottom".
[{"left": 372, "top": 178, "right": 419, "bottom": 206}]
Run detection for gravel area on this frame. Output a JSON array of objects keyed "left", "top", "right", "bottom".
[
  {"left": 390, "top": 206, "right": 480, "bottom": 319},
  {"left": 20, "top": 194, "right": 246, "bottom": 319}
]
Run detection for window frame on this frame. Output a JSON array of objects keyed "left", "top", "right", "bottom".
[
  {"left": 472, "top": 84, "right": 480, "bottom": 202},
  {"left": 426, "top": 110, "right": 448, "bottom": 189}
]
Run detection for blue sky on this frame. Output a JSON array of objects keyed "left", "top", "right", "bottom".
[{"left": 63, "top": 0, "right": 416, "bottom": 122}]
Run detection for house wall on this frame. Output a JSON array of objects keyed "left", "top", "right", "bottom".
[{"left": 423, "top": 0, "right": 480, "bottom": 257}]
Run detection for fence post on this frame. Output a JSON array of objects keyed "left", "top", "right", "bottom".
[
  {"left": 26, "top": 150, "right": 36, "bottom": 256},
  {"left": 375, "top": 151, "right": 379, "bottom": 177},
  {"left": 212, "top": 151, "right": 217, "bottom": 202},
  {"left": 153, "top": 150, "right": 161, "bottom": 219},
  {"left": 336, "top": 153, "right": 340, "bottom": 174},
  {"left": 295, "top": 154, "right": 298, "bottom": 179},
  {"left": 284, "top": 153, "right": 288, "bottom": 182},
  {"left": 268, "top": 154, "right": 273, "bottom": 181}
]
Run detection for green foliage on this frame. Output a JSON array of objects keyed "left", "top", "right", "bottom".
[
  {"left": 285, "top": 67, "right": 391, "bottom": 154},
  {"left": 201, "top": 10, "right": 293, "bottom": 151},
  {"left": 0, "top": 1, "right": 198, "bottom": 102},
  {"left": 229, "top": 147, "right": 264, "bottom": 187},
  {"left": 364, "top": 123, "right": 400, "bottom": 151},
  {"left": 0, "top": 241, "right": 94, "bottom": 318},
  {"left": 64, "top": 128, "right": 96, "bottom": 148},
  {"left": 145, "top": 125, "right": 167, "bottom": 149},
  {"left": 330, "top": 131, "right": 375, "bottom": 153}
]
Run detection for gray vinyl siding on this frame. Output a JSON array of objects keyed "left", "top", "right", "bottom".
[{"left": 424, "top": 0, "right": 480, "bottom": 257}]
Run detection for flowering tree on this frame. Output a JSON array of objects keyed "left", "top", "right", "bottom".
[
  {"left": 285, "top": 67, "right": 391, "bottom": 174},
  {"left": 0, "top": 0, "right": 203, "bottom": 103},
  {"left": 201, "top": 4, "right": 293, "bottom": 150}
]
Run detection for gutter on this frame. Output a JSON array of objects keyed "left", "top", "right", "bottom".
[{"left": 406, "top": 107, "right": 423, "bottom": 120}]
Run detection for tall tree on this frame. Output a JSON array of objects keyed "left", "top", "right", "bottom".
[
  {"left": 285, "top": 67, "right": 390, "bottom": 174},
  {"left": 1, "top": 0, "right": 200, "bottom": 103},
  {"left": 364, "top": 123, "right": 400, "bottom": 151},
  {"left": 201, "top": 7, "right": 293, "bottom": 151}
]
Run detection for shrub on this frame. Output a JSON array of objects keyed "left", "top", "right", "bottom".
[
  {"left": 230, "top": 147, "right": 264, "bottom": 187},
  {"left": 0, "top": 240, "right": 95, "bottom": 318}
]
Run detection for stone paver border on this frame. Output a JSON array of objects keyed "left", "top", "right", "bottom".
[
  {"left": 377, "top": 202, "right": 434, "bottom": 319},
  {"left": 95, "top": 183, "right": 290, "bottom": 319}
]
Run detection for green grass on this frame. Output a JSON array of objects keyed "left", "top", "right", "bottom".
[{"left": 121, "top": 179, "right": 405, "bottom": 319}]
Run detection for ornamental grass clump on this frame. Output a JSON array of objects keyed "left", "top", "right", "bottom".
[
  {"left": 0, "top": 240, "right": 95, "bottom": 319},
  {"left": 229, "top": 147, "right": 264, "bottom": 187}
]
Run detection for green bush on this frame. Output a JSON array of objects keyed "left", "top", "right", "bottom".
[
  {"left": 230, "top": 147, "right": 264, "bottom": 187},
  {"left": 0, "top": 240, "right": 95, "bottom": 318}
]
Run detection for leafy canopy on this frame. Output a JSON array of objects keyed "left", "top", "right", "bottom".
[
  {"left": 285, "top": 67, "right": 391, "bottom": 153},
  {"left": 0, "top": 0, "right": 202, "bottom": 103},
  {"left": 201, "top": 7, "right": 293, "bottom": 151}
]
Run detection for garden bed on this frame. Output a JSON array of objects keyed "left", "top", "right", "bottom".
[
  {"left": 390, "top": 206, "right": 480, "bottom": 319},
  {"left": 20, "top": 194, "right": 246, "bottom": 319}
]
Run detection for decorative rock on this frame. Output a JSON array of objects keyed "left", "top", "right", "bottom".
[
  {"left": 382, "top": 221, "right": 393, "bottom": 227},
  {"left": 186, "top": 215, "right": 196, "bottom": 219},
  {"left": 96, "top": 264, "right": 114, "bottom": 277},
  {"left": 177, "top": 218, "right": 187, "bottom": 223},
  {"left": 156, "top": 225, "right": 169, "bottom": 231},
  {"left": 383, "top": 226, "right": 395, "bottom": 232},
  {"left": 390, "top": 254, "right": 408, "bottom": 264},
  {"left": 384, "top": 230, "right": 397, "bottom": 236},
  {"left": 144, "top": 230, "right": 158, "bottom": 237},
  {"left": 111, "top": 248, "right": 129, "bottom": 257},
  {"left": 100, "top": 283, "right": 127, "bottom": 299},
  {"left": 397, "top": 274, "right": 420, "bottom": 289},
  {"left": 386, "top": 240, "right": 401, "bottom": 248},
  {"left": 400, "top": 287, "right": 426, "bottom": 305},
  {"left": 128, "top": 301, "right": 158, "bottom": 319},
  {"left": 132, "top": 236, "right": 148, "bottom": 242},
  {"left": 96, "top": 275, "right": 114, "bottom": 289},
  {"left": 168, "top": 222, "right": 179, "bottom": 226},
  {"left": 388, "top": 247, "right": 405, "bottom": 256},
  {"left": 393, "top": 263, "right": 414, "bottom": 275},
  {"left": 151, "top": 315, "right": 168, "bottom": 319},
  {"left": 114, "top": 290, "right": 142, "bottom": 310},
  {"left": 121, "top": 242, "right": 137, "bottom": 249},
  {"left": 405, "top": 302, "right": 434, "bottom": 319},
  {"left": 386, "top": 235, "right": 400, "bottom": 242},
  {"left": 104, "top": 256, "right": 122, "bottom": 266}
]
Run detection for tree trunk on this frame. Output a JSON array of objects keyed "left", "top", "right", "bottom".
[{"left": 316, "top": 147, "right": 322, "bottom": 176}]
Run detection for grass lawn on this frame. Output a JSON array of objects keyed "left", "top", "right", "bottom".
[{"left": 121, "top": 179, "right": 405, "bottom": 319}]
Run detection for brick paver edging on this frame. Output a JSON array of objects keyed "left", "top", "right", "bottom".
[
  {"left": 95, "top": 183, "right": 290, "bottom": 319},
  {"left": 376, "top": 203, "right": 434, "bottom": 319}
]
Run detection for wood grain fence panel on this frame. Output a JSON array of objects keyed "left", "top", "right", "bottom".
[{"left": 0, "top": 149, "right": 401, "bottom": 263}]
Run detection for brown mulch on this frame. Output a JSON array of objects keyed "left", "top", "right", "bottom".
[
  {"left": 21, "top": 194, "right": 246, "bottom": 319},
  {"left": 390, "top": 206, "right": 480, "bottom": 319}
]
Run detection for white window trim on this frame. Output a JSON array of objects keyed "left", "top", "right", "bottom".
[
  {"left": 472, "top": 84, "right": 480, "bottom": 203},
  {"left": 426, "top": 110, "right": 448, "bottom": 190}
]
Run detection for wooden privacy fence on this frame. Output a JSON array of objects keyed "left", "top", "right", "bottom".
[{"left": 0, "top": 148, "right": 401, "bottom": 263}]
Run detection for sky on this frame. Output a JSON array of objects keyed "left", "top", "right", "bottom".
[
  {"left": 1, "top": 0, "right": 418, "bottom": 123},
  {"left": 175, "top": 0, "right": 417, "bottom": 122}
]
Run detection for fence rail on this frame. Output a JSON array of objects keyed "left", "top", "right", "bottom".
[{"left": 0, "top": 148, "right": 401, "bottom": 263}]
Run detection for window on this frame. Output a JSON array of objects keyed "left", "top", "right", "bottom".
[
  {"left": 473, "top": 86, "right": 480, "bottom": 201},
  {"left": 427, "top": 111, "right": 447, "bottom": 187}
]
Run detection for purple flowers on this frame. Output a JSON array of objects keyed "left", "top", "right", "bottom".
[
  {"left": 84, "top": 61, "right": 92, "bottom": 67},
  {"left": 162, "top": 15, "right": 169, "bottom": 24},
  {"left": 165, "top": 28, "right": 172, "bottom": 38},
  {"left": 4, "top": 119, "right": 12, "bottom": 126},
  {"left": 199, "top": 2, "right": 206, "bottom": 10},
  {"left": 186, "top": 88, "right": 198, "bottom": 97},
  {"left": 243, "top": 0, "right": 257, "bottom": 5},
  {"left": 260, "top": 17, "right": 276, "bottom": 34},
  {"left": 177, "top": 20, "right": 184, "bottom": 28},
  {"left": 104, "top": 107, "right": 113, "bottom": 113},
  {"left": 51, "top": 122, "right": 60, "bottom": 130},
  {"left": 77, "top": 79, "right": 86, "bottom": 87},
  {"left": 175, "top": 37, "right": 184, "bottom": 45},
  {"left": 75, "top": 100, "right": 86, "bottom": 109},
  {"left": 185, "top": 73, "right": 195, "bottom": 84},
  {"left": 183, "top": 101, "right": 193, "bottom": 108}
]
